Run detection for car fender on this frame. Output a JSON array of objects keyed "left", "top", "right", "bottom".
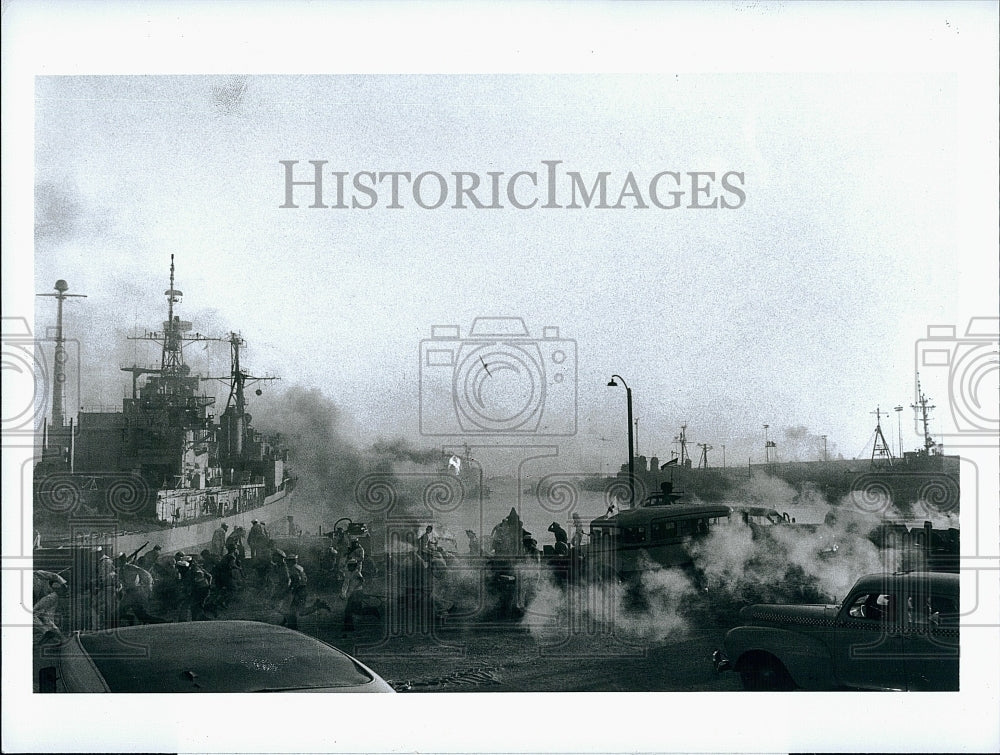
[{"left": 726, "top": 625, "right": 836, "bottom": 690}]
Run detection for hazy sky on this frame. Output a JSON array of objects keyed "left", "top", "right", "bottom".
[{"left": 31, "top": 73, "right": 981, "bottom": 470}]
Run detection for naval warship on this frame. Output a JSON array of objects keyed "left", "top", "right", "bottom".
[{"left": 33, "top": 257, "right": 294, "bottom": 556}]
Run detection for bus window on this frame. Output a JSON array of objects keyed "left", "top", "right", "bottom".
[
  {"left": 623, "top": 526, "right": 647, "bottom": 544},
  {"left": 651, "top": 520, "right": 677, "bottom": 540},
  {"left": 676, "top": 520, "right": 693, "bottom": 536}
]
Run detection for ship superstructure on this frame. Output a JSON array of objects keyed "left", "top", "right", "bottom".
[{"left": 35, "top": 257, "right": 290, "bottom": 528}]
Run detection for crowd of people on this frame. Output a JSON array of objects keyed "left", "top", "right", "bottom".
[
  {"left": 33, "top": 513, "right": 593, "bottom": 642},
  {"left": 32, "top": 518, "right": 382, "bottom": 644}
]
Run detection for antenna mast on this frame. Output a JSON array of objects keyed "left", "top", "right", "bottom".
[
  {"left": 911, "top": 372, "right": 937, "bottom": 454},
  {"left": 870, "top": 405, "right": 894, "bottom": 467},
  {"left": 36, "top": 279, "right": 87, "bottom": 428},
  {"left": 697, "top": 442, "right": 713, "bottom": 468},
  {"left": 673, "top": 423, "right": 689, "bottom": 467}
]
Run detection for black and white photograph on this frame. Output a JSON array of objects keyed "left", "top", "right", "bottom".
[{"left": 3, "top": 2, "right": 998, "bottom": 753}]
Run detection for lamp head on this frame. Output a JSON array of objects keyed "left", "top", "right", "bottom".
[{"left": 607, "top": 379, "right": 618, "bottom": 387}]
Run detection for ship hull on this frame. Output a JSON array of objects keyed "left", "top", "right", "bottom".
[{"left": 36, "top": 487, "right": 294, "bottom": 557}]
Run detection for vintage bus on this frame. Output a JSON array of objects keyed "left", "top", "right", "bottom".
[{"left": 588, "top": 496, "right": 732, "bottom": 576}]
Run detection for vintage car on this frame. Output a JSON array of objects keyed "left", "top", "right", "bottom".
[
  {"left": 36, "top": 620, "right": 395, "bottom": 692},
  {"left": 712, "top": 571, "right": 959, "bottom": 691}
]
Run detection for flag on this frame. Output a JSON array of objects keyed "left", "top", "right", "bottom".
[{"left": 448, "top": 455, "right": 461, "bottom": 475}]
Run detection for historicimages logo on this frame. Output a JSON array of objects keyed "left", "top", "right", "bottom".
[
  {"left": 914, "top": 317, "right": 999, "bottom": 446},
  {"left": 419, "top": 317, "right": 577, "bottom": 437}
]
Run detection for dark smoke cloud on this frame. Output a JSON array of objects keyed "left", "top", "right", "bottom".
[
  {"left": 779, "top": 424, "right": 838, "bottom": 462},
  {"left": 369, "top": 438, "right": 442, "bottom": 467},
  {"left": 251, "top": 385, "right": 367, "bottom": 509}
]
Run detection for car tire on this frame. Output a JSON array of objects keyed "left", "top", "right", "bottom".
[{"left": 739, "top": 655, "right": 795, "bottom": 691}]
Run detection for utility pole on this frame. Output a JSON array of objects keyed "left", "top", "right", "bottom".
[
  {"left": 821, "top": 434, "right": 828, "bottom": 462},
  {"left": 721, "top": 444, "right": 726, "bottom": 468}
]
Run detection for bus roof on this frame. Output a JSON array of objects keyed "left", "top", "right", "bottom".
[{"left": 591, "top": 502, "right": 731, "bottom": 528}]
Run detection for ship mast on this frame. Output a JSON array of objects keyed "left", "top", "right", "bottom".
[
  {"left": 911, "top": 372, "right": 937, "bottom": 454},
  {"left": 673, "top": 423, "right": 689, "bottom": 467},
  {"left": 36, "top": 279, "right": 86, "bottom": 428},
  {"left": 204, "top": 331, "right": 278, "bottom": 460},
  {"left": 123, "top": 256, "right": 222, "bottom": 396},
  {"left": 162, "top": 254, "right": 185, "bottom": 374}
]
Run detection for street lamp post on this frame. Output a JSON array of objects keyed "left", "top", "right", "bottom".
[{"left": 608, "top": 375, "right": 635, "bottom": 508}]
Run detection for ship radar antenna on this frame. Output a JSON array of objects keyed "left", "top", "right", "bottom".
[{"left": 36, "top": 279, "right": 87, "bottom": 428}]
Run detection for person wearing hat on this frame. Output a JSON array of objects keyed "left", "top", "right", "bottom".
[
  {"left": 225, "top": 525, "right": 247, "bottom": 561},
  {"left": 465, "top": 529, "right": 481, "bottom": 556},
  {"left": 571, "top": 513, "right": 586, "bottom": 550},
  {"left": 548, "top": 521, "right": 570, "bottom": 557},
  {"left": 279, "top": 554, "right": 328, "bottom": 629},
  {"left": 247, "top": 520, "right": 266, "bottom": 561},
  {"left": 211, "top": 522, "right": 229, "bottom": 558},
  {"left": 92, "top": 547, "right": 118, "bottom": 630},
  {"left": 340, "top": 557, "right": 365, "bottom": 634},
  {"left": 417, "top": 525, "right": 435, "bottom": 563},
  {"left": 137, "top": 544, "right": 162, "bottom": 571},
  {"left": 212, "top": 544, "right": 243, "bottom": 609}
]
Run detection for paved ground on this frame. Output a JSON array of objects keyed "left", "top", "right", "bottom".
[{"left": 219, "top": 579, "right": 743, "bottom": 693}]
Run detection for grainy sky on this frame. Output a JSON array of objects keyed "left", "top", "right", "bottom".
[{"left": 31, "top": 72, "right": 982, "bottom": 468}]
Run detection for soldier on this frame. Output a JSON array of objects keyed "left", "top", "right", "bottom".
[
  {"left": 417, "top": 525, "right": 435, "bottom": 563},
  {"left": 33, "top": 571, "right": 68, "bottom": 644},
  {"left": 548, "top": 521, "right": 570, "bottom": 556},
  {"left": 280, "top": 554, "right": 329, "bottom": 630},
  {"left": 213, "top": 544, "right": 244, "bottom": 608},
  {"left": 465, "top": 529, "right": 480, "bottom": 556},
  {"left": 211, "top": 522, "right": 229, "bottom": 557},
  {"left": 177, "top": 558, "right": 213, "bottom": 621},
  {"left": 340, "top": 558, "right": 365, "bottom": 634},
  {"left": 268, "top": 547, "right": 290, "bottom": 601},
  {"left": 225, "top": 525, "right": 246, "bottom": 561},
  {"left": 138, "top": 544, "right": 163, "bottom": 571},
  {"left": 571, "top": 513, "right": 586, "bottom": 549},
  {"left": 247, "top": 520, "right": 266, "bottom": 560},
  {"left": 345, "top": 537, "right": 366, "bottom": 578},
  {"left": 319, "top": 533, "right": 339, "bottom": 584},
  {"left": 92, "top": 547, "right": 118, "bottom": 630},
  {"left": 118, "top": 561, "right": 166, "bottom": 625}
]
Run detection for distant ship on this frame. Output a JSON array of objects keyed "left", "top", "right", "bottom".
[{"left": 33, "top": 257, "right": 294, "bottom": 556}]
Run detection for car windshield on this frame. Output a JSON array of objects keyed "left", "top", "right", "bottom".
[{"left": 78, "top": 622, "right": 373, "bottom": 692}]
